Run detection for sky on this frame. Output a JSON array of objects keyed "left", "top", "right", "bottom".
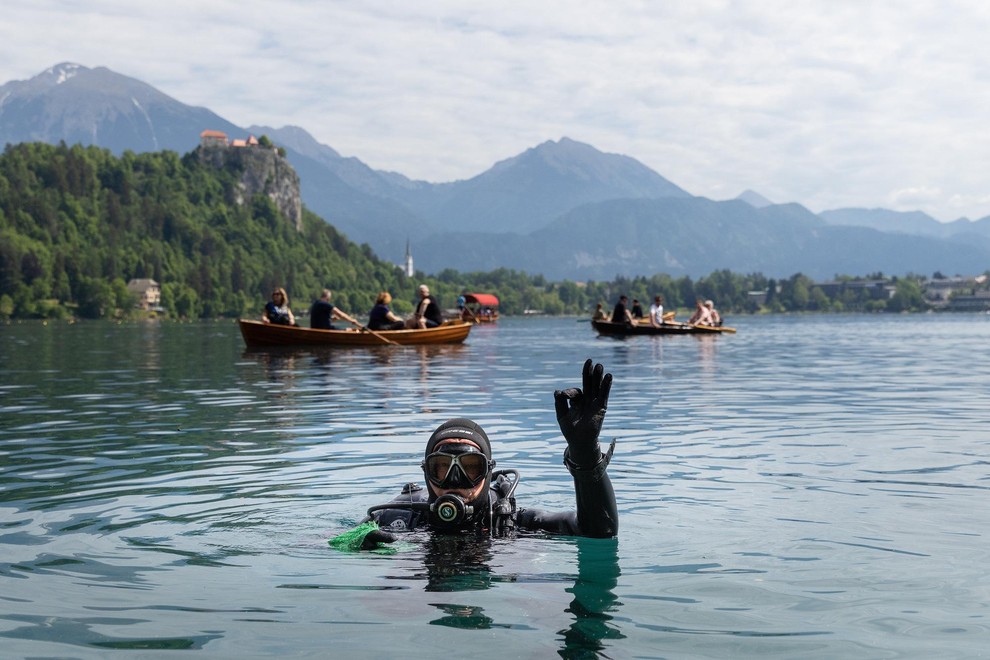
[{"left": 3, "top": 1, "right": 990, "bottom": 222}]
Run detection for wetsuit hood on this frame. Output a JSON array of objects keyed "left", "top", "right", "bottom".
[{"left": 425, "top": 418, "right": 492, "bottom": 459}]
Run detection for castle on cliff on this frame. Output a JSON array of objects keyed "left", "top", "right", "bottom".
[{"left": 199, "top": 130, "right": 263, "bottom": 149}]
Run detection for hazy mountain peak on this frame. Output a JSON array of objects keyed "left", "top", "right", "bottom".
[
  {"left": 527, "top": 136, "right": 633, "bottom": 167},
  {"left": 48, "top": 62, "right": 85, "bottom": 85},
  {"left": 736, "top": 189, "right": 774, "bottom": 208},
  {"left": 486, "top": 136, "right": 689, "bottom": 197},
  {"left": 2, "top": 62, "right": 90, "bottom": 97},
  {"left": 0, "top": 62, "right": 243, "bottom": 155}
]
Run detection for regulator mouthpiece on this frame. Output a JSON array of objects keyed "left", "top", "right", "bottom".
[{"left": 431, "top": 494, "right": 474, "bottom": 524}]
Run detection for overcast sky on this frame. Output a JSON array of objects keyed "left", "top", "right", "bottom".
[{"left": 3, "top": 1, "right": 989, "bottom": 221}]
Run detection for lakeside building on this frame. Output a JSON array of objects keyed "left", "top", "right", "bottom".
[
  {"left": 126, "top": 279, "right": 161, "bottom": 311},
  {"left": 813, "top": 279, "right": 896, "bottom": 300},
  {"left": 944, "top": 290, "right": 990, "bottom": 312},
  {"left": 924, "top": 275, "right": 988, "bottom": 309}
]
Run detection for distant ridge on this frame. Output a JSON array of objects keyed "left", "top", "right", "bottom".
[
  {"left": 736, "top": 189, "right": 774, "bottom": 208},
  {"left": 383, "top": 137, "right": 692, "bottom": 234},
  {"left": 4, "top": 63, "right": 990, "bottom": 280}
]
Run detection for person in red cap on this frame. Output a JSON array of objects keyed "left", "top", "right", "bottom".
[{"left": 337, "top": 359, "right": 618, "bottom": 551}]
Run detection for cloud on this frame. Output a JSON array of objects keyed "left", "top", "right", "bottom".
[
  {"left": 888, "top": 186, "right": 943, "bottom": 213},
  {"left": 2, "top": 0, "right": 990, "bottom": 220}
]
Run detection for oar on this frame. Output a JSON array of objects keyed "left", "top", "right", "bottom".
[
  {"left": 692, "top": 323, "right": 737, "bottom": 334},
  {"left": 346, "top": 318, "right": 399, "bottom": 346}
]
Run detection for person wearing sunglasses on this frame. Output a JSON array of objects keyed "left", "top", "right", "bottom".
[
  {"left": 334, "top": 359, "right": 618, "bottom": 551},
  {"left": 262, "top": 287, "right": 295, "bottom": 326}
]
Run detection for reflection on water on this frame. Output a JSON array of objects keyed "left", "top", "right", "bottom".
[{"left": 2, "top": 315, "right": 990, "bottom": 657}]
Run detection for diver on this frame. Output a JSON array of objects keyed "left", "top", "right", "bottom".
[{"left": 333, "top": 359, "right": 618, "bottom": 551}]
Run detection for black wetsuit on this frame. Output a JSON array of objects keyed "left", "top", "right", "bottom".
[{"left": 365, "top": 458, "right": 618, "bottom": 539}]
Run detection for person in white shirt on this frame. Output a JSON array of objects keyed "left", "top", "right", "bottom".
[{"left": 649, "top": 295, "right": 666, "bottom": 328}]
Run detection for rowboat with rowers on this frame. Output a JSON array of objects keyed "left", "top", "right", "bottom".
[
  {"left": 238, "top": 318, "right": 473, "bottom": 347},
  {"left": 591, "top": 319, "right": 736, "bottom": 336}
]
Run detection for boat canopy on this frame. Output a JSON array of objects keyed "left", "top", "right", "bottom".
[{"left": 464, "top": 293, "right": 499, "bottom": 307}]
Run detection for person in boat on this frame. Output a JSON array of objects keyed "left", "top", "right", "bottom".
[
  {"left": 262, "top": 287, "right": 295, "bottom": 326},
  {"left": 407, "top": 284, "right": 444, "bottom": 329},
  {"left": 611, "top": 295, "right": 634, "bottom": 326},
  {"left": 704, "top": 300, "right": 722, "bottom": 327},
  {"left": 649, "top": 295, "right": 666, "bottom": 328},
  {"left": 687, "top": 299, "right": 713, "bottom": 326},
  {"left": 631, "top": 299, "right": 644, "bottom": 320},
  {"left": 334, "top": 359, "right": 618, "bottom": 551},
  {"left": 592, "top": 303, "right": 609, "bottom": 321},
  {"left": 368, "top": 291, "right": 406, "bottom": 331},
  {"left": 309, "top": 289, "right": 361, "bottom": 330}
]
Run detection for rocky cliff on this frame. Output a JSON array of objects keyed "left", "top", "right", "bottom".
[{"left": 197, "top": 144, "right": 303, "bottom": 231}]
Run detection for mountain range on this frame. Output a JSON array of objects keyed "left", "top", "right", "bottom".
[{"left": 3, "top": 62, "right": 989, "bottom": 280}]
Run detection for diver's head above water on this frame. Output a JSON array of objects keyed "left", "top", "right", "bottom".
[{"left": 422, "top": 418, "right": 495, "bottom": 523}]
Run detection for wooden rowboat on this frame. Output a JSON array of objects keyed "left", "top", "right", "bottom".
[
  {"left": 592, "top": 319, "right": 736, "bottom": 336},
  {"left": 239, "top": 319, "right": 473, "bottom": 347}
]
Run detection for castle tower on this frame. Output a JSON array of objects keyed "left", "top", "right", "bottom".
[{"left": 404, "top": 239, "right": 414, "bottom": 277}]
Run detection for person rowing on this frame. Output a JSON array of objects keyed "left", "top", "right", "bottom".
[{"left": 309, "top": 288, "right": 361, "bottom": 330}]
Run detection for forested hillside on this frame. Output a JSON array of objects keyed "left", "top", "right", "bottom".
[{"left": 0, "top": 141, "right": 416, "bottom": 319}]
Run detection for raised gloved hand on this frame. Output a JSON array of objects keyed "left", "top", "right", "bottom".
[
  {"left": 360, "top": 528, "right": 397, "bottom": 550},
  {"left": 554, "top": 359, "right": 612, "bottom": 469},
  {"left": 329, "top": 521, "right": 397, "bottom": 552}
]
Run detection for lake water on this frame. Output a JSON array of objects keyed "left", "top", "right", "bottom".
[{"left": 1, "top": 314, "right": 988, "bottom": 658}]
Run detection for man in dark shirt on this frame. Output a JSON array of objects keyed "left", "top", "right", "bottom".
[
  {"left": 409, "top": 284, "right": 443, "bottom": 328},
  {"left": 611, "top": 295, "right": 633, "bottom": 325},
  {"left": 309, "top": 289, "right": 359, "bottom": 330}
]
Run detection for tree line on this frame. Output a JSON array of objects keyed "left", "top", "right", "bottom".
[{"left": 0, "top": 141, "right": 969, "bottom": 322}]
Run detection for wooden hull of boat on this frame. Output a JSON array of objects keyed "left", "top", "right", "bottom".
[
  {"left": 592, "top": 319, "right": 735, "bottom": 336},
  {"left": 239, "top": 319, "right": 473, "bottom": 347}
]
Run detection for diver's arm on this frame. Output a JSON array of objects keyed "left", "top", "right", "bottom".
[
  {"left": 332, "top": 485, "right": 427, "bottom": 551},
  {"left": 567, "top": 444, "right": 618, "bottom": 537},
  {"left": 515, "top": 470, "right": 616, "bottom": 538},
  {"left": 549, "top": 359, "right": 619, "bottom": 538}
]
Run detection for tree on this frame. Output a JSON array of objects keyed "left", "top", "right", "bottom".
[{"left": 888, "top": 278, "right": 925, "bottom": 312}]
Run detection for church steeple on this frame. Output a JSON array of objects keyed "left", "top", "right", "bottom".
[{"left": 404, "top": 239, "right": 414, "bottom": 277}]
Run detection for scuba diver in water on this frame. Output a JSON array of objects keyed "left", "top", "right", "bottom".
[{"left": 336, "top": 359, "right": 618, "bottom": 551}]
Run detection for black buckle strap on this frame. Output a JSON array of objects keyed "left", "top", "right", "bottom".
[{"left": 563, "top": 438, "right": 616, "bottom": 481}]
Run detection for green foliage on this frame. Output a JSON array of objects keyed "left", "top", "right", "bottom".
[
  {"left": 0, "top": 142, "right": 414, "bottom": 319},
  {"left": 888, "top": 278, "right": 925, "bottom": 312}
]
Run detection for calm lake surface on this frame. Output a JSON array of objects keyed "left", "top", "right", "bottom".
[{"left": 1, "top": 314, "right": 988, "bottom": 658}]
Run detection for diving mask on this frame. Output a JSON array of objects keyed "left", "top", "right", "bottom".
[{"left": 423, "top": 444, "right": 494, "bottom": 490}]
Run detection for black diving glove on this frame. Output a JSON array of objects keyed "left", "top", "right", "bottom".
[{"left": 554, "top": 359, "right": 612, "bottom": 469}]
